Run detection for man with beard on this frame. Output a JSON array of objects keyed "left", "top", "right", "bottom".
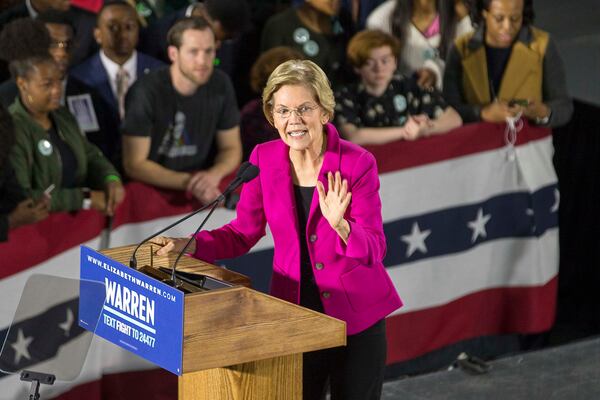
[
  {"left": 71, "top": 0, "right": 163, "bottom": 167},
  {"left": 121, "top": 17, "right": 241, "bottom": 205}
]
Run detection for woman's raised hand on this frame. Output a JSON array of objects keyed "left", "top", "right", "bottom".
[{"left": 317, "top": 171, "right": 352, "bottom": 234}]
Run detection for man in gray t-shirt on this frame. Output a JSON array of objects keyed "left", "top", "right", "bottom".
[{"left": 122, "top": 17, "right": 241, "bottom": 204}]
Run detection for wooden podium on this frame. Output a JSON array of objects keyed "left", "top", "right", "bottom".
[{"left": 101, "top": 243, "right": 346, "bottom": 400}]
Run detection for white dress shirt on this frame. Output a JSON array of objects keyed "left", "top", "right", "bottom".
[{"left": 99, "top": 50, "right": 138, "bottom": 100}]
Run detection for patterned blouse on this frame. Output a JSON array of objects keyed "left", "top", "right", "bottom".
[{"left": 334, "top": 74, "right": 448, "bottom": 128}]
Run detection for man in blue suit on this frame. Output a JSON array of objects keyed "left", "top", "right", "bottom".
[{"left": 71, "top": 0, "right": 163, "bottom": 169}]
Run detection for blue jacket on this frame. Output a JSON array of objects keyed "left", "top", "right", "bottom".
[{"left": 70, "top": 52, "right": 164, "bottom": 167}]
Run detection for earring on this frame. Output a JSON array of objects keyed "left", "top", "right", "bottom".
[{"left": 22, "top": 91, "right": 34, "bottom": 105}]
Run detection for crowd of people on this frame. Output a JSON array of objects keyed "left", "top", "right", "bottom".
[
  {"left": 0, "top": 1, "right": 573, "bottom": 398},
  {"left": 0, "top": 0, "right": 573, "bottom": 239}
]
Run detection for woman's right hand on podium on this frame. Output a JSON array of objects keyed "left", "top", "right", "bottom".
[{"left": 151, "top": 236, "right": 197, "bottom": 256}]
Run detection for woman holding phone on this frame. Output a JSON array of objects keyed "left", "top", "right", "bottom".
[{"left": 443, "top": 0, "right": 573, "bottom": 127}]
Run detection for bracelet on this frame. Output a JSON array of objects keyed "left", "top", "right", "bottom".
[
  {"left": 105, "top": 174, "right": 121, "bottom": 183},
  {"left": 535, "top": 109, "right": 552, "bottom": 126}
]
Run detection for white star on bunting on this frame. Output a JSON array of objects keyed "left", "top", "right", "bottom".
[
  {"left": 11, "top": 328, "right": 33, "bottom": 365},
  {"left": 401, "top": 222, "right": 431, "bottom": 257},
  {"left": 467, "top": 208, "right": 491, "bottom": 243}
]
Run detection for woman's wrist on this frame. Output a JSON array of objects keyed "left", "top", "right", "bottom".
[
  {"left": 480, "top": 105, "right": 491, "bottom": 121},
  {"left": 535, "top": 105, "right": 551, "bottom": 123},
  {"left": 333, "top": 219, "right": 350, "bottom": 243},
  {"left": 420, "top": 124, "right": 433, "bottom": 137},
  {"left": 184, "top": 237, "right": 197, "bottom": 255}
]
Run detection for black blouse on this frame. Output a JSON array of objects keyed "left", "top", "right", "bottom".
[
  {"left": 293, "top": 184, "right": 324, "bottom": 313},
  {"left": 48, "top": 120, "right": 77, "bottom": 188},
  {"left": 485, "top": 45, "right": 513, "bottom": 99}
]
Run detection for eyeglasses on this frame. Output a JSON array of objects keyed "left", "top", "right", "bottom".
[
  {"left": 49, "top": 40, "right": 72, "bottom": 50},
  {"left": 273, "top": 104, "right": 319, "bottom": 119}
]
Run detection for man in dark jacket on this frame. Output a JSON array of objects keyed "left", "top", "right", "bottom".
[{"left": 0, "top": 0, "right": 97, "bottom": 67}]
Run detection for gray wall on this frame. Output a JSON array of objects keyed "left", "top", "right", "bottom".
[{"left": 535, "top": 0, "right": 600, "bottom": 105}]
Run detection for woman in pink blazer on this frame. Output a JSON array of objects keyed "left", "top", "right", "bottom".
[{"left": 155, "top": 60, "right": 402, "bottom": 400}]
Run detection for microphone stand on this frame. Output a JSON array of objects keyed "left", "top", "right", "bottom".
[
  {"left": 129, "top": 162, "right": 250, "bottom": 269},
  {"left": 169, "top": 197, "right": 223, "bottom": 286},
  {"left": 129, "top": 198, "right": 219, "bottom": 269},
  {"left": 169, "top": 164, "right": 258, "bottom": 286}
]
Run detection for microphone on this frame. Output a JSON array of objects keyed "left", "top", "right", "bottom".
[
  {"left": 128, "top": 162, "right": 253, "bottom": 269},
  {"left": 215, "top": 161, "right": 251, "bottom": 203},
  {"left": 169, "top": 163, "right": 259, "bottom": 286}
]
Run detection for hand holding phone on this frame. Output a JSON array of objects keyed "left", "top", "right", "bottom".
[
  {"left": 508, "top": 99, "right": 529, "bottom": 107},
  {"left": 37, "top": 184, "right": 54, "bottom": 208},
  {"left": 43, "top": 184, "right": 55, "bottom": 196}
]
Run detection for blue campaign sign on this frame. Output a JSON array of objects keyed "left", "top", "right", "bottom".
[{"left": 79, "top": 246, "right": 184, "bottom": 375}]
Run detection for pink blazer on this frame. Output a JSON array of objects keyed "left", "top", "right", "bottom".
[{"left": 193, "top": 123, "right": 402, "bottom": 334}]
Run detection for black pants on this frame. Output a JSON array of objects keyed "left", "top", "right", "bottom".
[{"left": 302, "top": 319, "right": 387, "bottom": 400}]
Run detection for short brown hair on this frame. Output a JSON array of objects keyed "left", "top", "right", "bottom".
[
  {"left": 346, "top": 29, "right": 400, "bottom": 68},
  {"left": 167, "top": 17, "right": 214, "bottom": 49},
  {"left": 250, "top": 47, "right": 304, "bottom": 94},
  {"left": 262, "top": 59, "right": 335, "bottom": 125}
]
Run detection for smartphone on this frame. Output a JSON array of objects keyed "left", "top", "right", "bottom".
[
  {"left": 508, "top": 99, "right": 529, "bottom": 107},
  {"left": 43, "top": 184, "right": 55, "bottom": 196}
]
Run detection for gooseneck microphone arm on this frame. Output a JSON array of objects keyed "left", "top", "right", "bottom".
[
  {"left": 128, "top": 199, "right": 218, "bottom": 269},
  {"left": 169, "top": 163, "right": 260, "bottom": 286},
  {"left": 170, "top": 200, "right": 220, "bottom": 285},
  {"left": 128, "top": 162, "right": 251, "bottom": 269}
]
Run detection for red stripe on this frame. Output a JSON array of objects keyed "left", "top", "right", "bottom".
[
  {"left": 50, "top": 369, "right": 176, "bottom": 400},
  {"left": 49, "top": 279, "right": 557, "bottom": 398},
  {"left": 0, "top": 211, "right": 105, "bottom": 279},
  {"left": 0, "top": 123, "right": 550, "bottom": 278},
  {"left": 385, "top": 277, "right": 558, "bottom": 364},
  {"left": 0, "top": 182, "right": 232, "bottom": 279},
  {"left": 366, "top": 122, "right": 550, "bottom": 174}
]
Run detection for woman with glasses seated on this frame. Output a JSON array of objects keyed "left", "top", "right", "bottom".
[
  {"left": 335, "top": 29, "right": 462, "bottom": 145},
  {"left": 7, "top": 54, "right": 124, "bottom": 215},
  {"left": 154, "top": 59, "right": 402, "bottom": 400}
]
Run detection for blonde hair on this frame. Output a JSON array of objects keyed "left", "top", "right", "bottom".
[{"left": 262, "top": 59, "right": 335, "bottom": 125}]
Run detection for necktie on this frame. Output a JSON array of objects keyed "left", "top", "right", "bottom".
[{"left": 116, "top": 67, "right": 130, "bottom": 119}]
